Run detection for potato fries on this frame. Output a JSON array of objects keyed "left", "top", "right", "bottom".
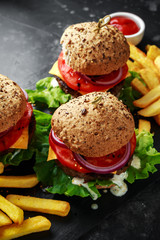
[
  {"left": 154, "top": 114, "right": 160, "bottom": 125},
  {"left": 133, "top": 85, "right": 160, "bottom": 108},
  {"left": 0, "top": 210, "right": 12, "bottom": 227},
  {"left": 0, "top": 216, "right": 51, "bottom": 240},
  {"left": 131, "top": 78, "right": 149, "bottom": 95},
  {"left": 129, "top": 43, "right": 160, "bottom": 78},
  {"left": 0, "top": 162, "right": 4, "bottom": 174},
  {"left": 154, "top": 56, "right": 160, "bottom": 72},
  {"left": 0, "top": 195, "right": 24, "bottom": 224},
  {"left": 146, "top": 45, "right": 160, "bottom": 61},
  {"left": 6, "top": 194, "right": 70, "bottom": 217},
  {"left": 0, "top": 174, "right": 39, "bottom": 188},
  {"left": 138, "top": 99, "right": 160, "bottom": 117},
  {"left": 139, "top": 119, "right": 151, "bottom": 133},
  {"left": 139, "top": 68, "right": 160, "bottom": 89}
]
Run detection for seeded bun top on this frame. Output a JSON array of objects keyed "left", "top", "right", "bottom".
[
  {"left": 60, "top": 22, "right": 130, "bottom": 76},
  {"left": 52, "top": 92, "right": 134, "bottom": 157},
  {"left": 0, "top": 74, "right": 27, "bottom": 132}
]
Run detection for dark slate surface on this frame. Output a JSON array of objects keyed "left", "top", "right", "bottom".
[{"left": 0, "top": 0, "right": 160, "bottom": 239}]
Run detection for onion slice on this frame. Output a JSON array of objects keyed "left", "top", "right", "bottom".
[
  {"left": 21, "top": 88, "right": 28, "bottom": 100},
  {"left": 51, "top": 130, "right": 68, "bottom": 149},
  {"left": 79, "top": 67, "right": 123, "bottom": 86},
  {"left": 73, "top": 142, "right": 131, "bottom": 174}
]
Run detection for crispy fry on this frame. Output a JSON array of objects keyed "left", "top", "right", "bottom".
[
  {"left": 154, "top": 114, "right": 160, "bottom": 126},
  {"left": 139, "top": 119, "right": 151, "bottom": 133},
  {"left": 0, "top": 210, "right": 12, "bottom": 227},
  {"left": 129, "top": 43, "right": 160, "bottom": 78},
  {"left": 0, "top": 216, "right": 51, "bottom": 240},
  {"left": 138, "top": 98, "right": 160, "bottom": 117},
  {"left": 0, "top": 174, "right": 39, "bottom": 188},
  {"left": 0, "top": 162, "right": 4, "bottom": 174},
  {"left": 127, "top": 60, "right": 142, "bottom": 72},
  {"left": 139, "top": 68, "right": 160, "bottom": 89},
  {"left": 146, "top": 45, "right": 160, "bottom": 61},
  {"left": 133, "top": 85, "right": 160, "bottom": 108},
  {"left": 6, "top": 194, "right": 70, "bottom": 217},
  {"left": 154, "top": 56, "right": 160, "bottom": 72},
  {"left": 131, "top": 78, "right": 149, "bottom": 95},
  {"left": 0, "top": 195, "right": 24, "bottom": 224}
]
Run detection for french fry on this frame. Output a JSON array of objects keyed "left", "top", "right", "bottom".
[
  {"left": 0, "top": 174, "right": 39, "bottom": 188},
  {"left": 154, "top": 56, "right": 160, "bottom": 72},
  {"left": 131, "top": 78, "right": 149, "bottom": 95},
  {"left": 6, "top": 194, "right": 70, "bottom": 217},
  {"left": 146, "top": 45, "right": 160, "bottom": 61},
  {"left": 0, "top": 162, "right": 4, "bottom": 174},
  {"left": 129, "top": 43, "right": 160, "bottom": 78},
  {"left": 133, "top": 85, "right": 160, "bottom": 108},
  {"left": 0, "top": 216, "right": 51, "bottom": 240},
  {"left": 139, "top": 68, "right": 160, "bottom": 89},
  {"left": 154, "top": 114, "right": 160, "bottom": 126},
  {"left": 0, "top": 195, "right": 24, "bottom": 224},
  {"left": 138, "top": 98, "right": 160, "bottom": 117},
  {"left": 139, "top": 119, "right": 151, "bottom": 133},
  {"left": 0, "top": 210, "right": 12, "bottom": 227},
  {"left": 127, "top": 60, "right": 142, "bottom": 72}
]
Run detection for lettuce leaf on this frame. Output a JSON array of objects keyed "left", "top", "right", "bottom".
[
  {"left": 26, "top": 77, "right": 71, "bottom": 108},
  {"left": 119, "top": 71, "right": 144, "bottom": 112},
  {"left": 127, "top": 129, "right": 160, "bottom": 183}
]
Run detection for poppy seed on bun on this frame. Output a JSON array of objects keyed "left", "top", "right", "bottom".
[
  {"left": 60, "top": 22, "right": 130, "bottom": 76},
  {"left": 52, "top": 92, "right": 135, "bottom": 157},
  {"left": 0, "top": 74, "right": 27, "bottom": 132}
]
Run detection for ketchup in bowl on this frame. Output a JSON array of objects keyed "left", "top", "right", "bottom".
[{"left": 110, "top": 16, "right": 140, "bottom": 35}]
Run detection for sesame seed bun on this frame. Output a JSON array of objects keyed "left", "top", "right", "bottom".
[
  {"left": 60, "top": 22, "right": 130, "bottom": 76},
  {"left": 52, "top": 92, "right": 135, "bottom": 157},
  {"left": 0, "top": 74, "right": 27, "bottom": 132}
]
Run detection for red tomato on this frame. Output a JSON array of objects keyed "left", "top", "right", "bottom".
[
  {"left": 49, "top": 132, "right": 136, "bottom": 173},
  {"left": 0, "top": 102, "right": 33, "bottom": 152},
  {"left": 58, "top": 52, "right": 128, "bottom": 93},
  {"left": 110, "top": 17, "right": 139, "bottom": 35}
]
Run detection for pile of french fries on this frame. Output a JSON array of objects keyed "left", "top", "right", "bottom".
[
  {"left": 0, "top": 167, "right": 70, "bottom": 239},
  {"left": 127, "top": 43, "right": 160, "bottom": 126}
]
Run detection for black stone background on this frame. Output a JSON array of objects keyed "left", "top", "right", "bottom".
[{"left": 0, "top": 0, "right": 160, "bottom": 239}]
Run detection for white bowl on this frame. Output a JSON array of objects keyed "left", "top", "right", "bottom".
[{"left": 109, "top": 12, "right": 145, "bottom": 45}]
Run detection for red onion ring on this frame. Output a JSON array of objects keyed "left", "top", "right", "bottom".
[
  {"left": 21, "top": 88, "right": 28, "bottom": 100},
  {"left": 51, "top": 130, "right": 68, "bottom": 149},
  {"left": 77, "top": 67, "right": 123, "bottom": 86},
  {"left": 73, "top": 142, "right": 131, "bottom": 174}
]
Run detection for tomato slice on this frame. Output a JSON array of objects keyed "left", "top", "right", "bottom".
[
  {"left": 0, "top": 102, "right": 33, "bottom": 152},
  {"left": 58, "top": 51, "right": 128, "bottom": 93},
  {"left": 49, "top": 131, "right": 136, "bottom": 173},
  {"left": 49, "top": 132, "right": 90, "bottom": 173}
]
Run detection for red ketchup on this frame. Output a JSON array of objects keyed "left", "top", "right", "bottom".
[{"left": 110, "top": 16, "right": 140, "bottom": 35}]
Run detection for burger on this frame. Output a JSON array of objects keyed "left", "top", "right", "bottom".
[
  {"left": 49, "top": 18, "right": 130, "bottom": 98},
  {"left": 0, "top": 74, "right": 35, "bottom": 167},
  {"left": 48, "top": 91, "right": 136, "bottom": 198}
]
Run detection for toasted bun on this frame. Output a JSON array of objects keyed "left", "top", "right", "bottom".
[
  {"left": 60, "top": 22, "right": 130, "bottom": 76},
  {"left": 0, "top": 74, "right": 27, "bottom": 132},
  {"left": 52, "top": 92, "right": 135, "bottom": 157}
]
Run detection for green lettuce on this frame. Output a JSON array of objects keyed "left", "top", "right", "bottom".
[
  {"left": 119, "top": 71, "right": 145, "bottom": 112},
  {"left": 26, "top": 77, "right": 71, "bottom": 108}
]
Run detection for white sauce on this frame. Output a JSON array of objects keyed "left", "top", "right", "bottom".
[
  {"left": 131, "top": 155, "right": 141, "bottom": 169},
  {"left": 91, "top": 203, "right": 98, "bottom": 210},
  {"left": 72, "top": 177, "right": 98, "bottom": 200},
  {"left": 110, "top": 172, "right": 128, "bottom": 197},
  {"left": 51, "top": 78, "right": 59, "bottom": 87}
]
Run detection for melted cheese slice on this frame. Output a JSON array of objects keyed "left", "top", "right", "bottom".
[
  {"left": 49, "top": 61, "right": 64, "bottom": 80},
  {"left": 47, "top": 146, "right": 57, "bottom": 161},
  {"left": 10, "top": 125, "right": 29, "bottom": 149}
]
